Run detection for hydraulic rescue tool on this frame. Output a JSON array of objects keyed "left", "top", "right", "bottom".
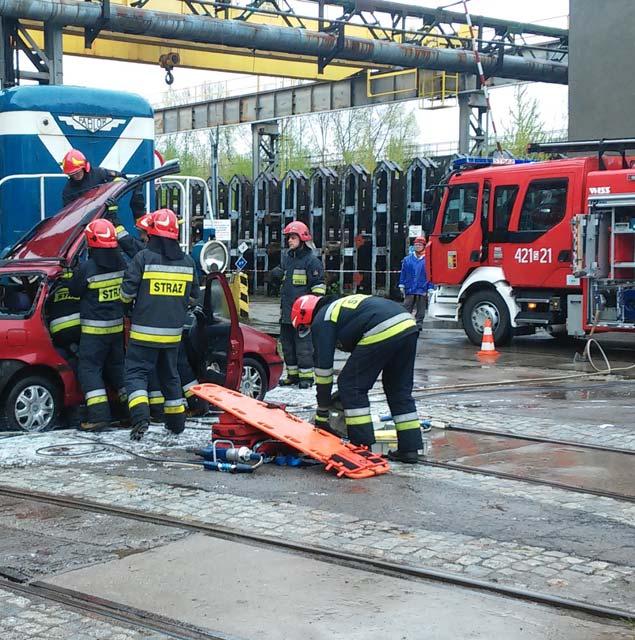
[{"left": 191, "top": 384, "right": 390, "bottom": 479}]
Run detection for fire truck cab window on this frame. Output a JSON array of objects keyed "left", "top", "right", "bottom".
[
  {"left": 519, "top": 179, "right": 568, "bottom": 232},
  {"left": 441, "top": 184, "right": 478, "bottom": 233},
  {"left": 493, "top": 186, "right": 519, "bottom": 230}
]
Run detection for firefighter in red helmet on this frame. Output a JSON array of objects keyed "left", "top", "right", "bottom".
[
  {"left": 291, "top": 293, "right": 423, "bottom": 464},
  {"left": 121, "top": 209, "right": 200, "bottom": 441},
  {"left": 61, "top": 149, "right": 146, "bottom": 259},
  {"left": 67, "top": 219, "right": 128, "bottom": 431},
  {"left": 61, "top": 149, "right": 124, "bottom": 207},
  {"left": 278, "top": 220, "right": 325, "bottom": 388}
]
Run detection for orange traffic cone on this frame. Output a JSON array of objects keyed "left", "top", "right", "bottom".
[{"left": 477, "top": 318, "right": 500, "bottom": 360}]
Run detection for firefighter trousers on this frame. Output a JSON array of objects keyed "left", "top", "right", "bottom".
[
  {"left": 178, "top": 344, "right": 209, "bottom": 414},
  {"left": 336, "top": 331, "right": 422, "bottom": 452},
  {"left": 78, "top": 332, "right": 127, "bottom": 424},
  {"left": 280, "top": 322, "right": 314, "bottom": 381},
  {"left": 125, "top": 343, "right": 186, "bottom": 434}
]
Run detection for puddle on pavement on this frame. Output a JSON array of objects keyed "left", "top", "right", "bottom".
[{"left": 428, "top": 430, "right": 635, "bottom": 498}]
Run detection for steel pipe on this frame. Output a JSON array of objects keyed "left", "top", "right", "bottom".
[
  {"left": 309, "top": 0, "right": 569, "bottom": 39},
  {"left": 0, "top": 0, "right": 568, "bottom": 84}
]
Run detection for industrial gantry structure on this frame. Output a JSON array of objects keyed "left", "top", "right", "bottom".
[
  {"left": 0, "top": 0, "right": 568, "bottom": 162},
  {"left": 0, "top": 0, "right": 570, "bottom": 294}
]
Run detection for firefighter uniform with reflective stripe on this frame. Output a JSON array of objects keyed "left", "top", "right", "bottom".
[
  {"left": 46, "top": 271, "right": 81, "bottom": 351},
  {"left": 68, "top": 263, "right": 126, "bottom": 425},
  {"left": 311, "top": 294, "right": 422, "bottom": 453},
  {"left": 121, "top": 247, "right": 198, "bottom": 433},
  {"left": 279, "top": 244, "right": 325, "bottom": 383}
]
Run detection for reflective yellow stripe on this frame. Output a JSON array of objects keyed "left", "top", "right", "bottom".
[
  {"left": 120, "top": 292, "right": 134, "bottom": 303},
  {"left": 315, "top": 375, "right": 333, "bottom": 385},
  {"left": 164, "top": 404, "right": 185, "bottom": 414},
  {"left": 357, "top": 319, "right": 416, "bottom": 346},
  {"left": 130, "top": 331, "right": 181, "bottom": 344},
  {"left": 142, "top": 272, "right": 193, "bottom": 282},
  {"left": 311, "top": 285, "right": 326, "bottom": 294},
  {"left": 345, "top": 415, "right": 373, "bottom": 425},
  {"left": 87, "top": 278, "right": 123, "bottom": 289},
  {"left": 50, "top": 318, "right": 81, "bottom": 333},
  {"left": 149, "top": 396, "right": 164, "bottom": 405},
  {"left": 299, "top": 371, "right": 314, "bottom": 379},
  {"left": 129, "top": 395, "right": 149, "bottom": 408},
  {"left": 394, "top": 419, "right": 421, "bottom": 432},
  {"left": 86, "top": 395, "right": 108, "bottom": 406},
  {"left": 184, "top": 389, "right": 194, "bottom": 398},
  {"left": 81, "top": 325, "right": 124, "bottom": 335},
  {"left": 315, "top": 415, "right": 329, "bottom": 423},
  {"left": 292, "top": 275, "right": 307, "bottom": 285}
]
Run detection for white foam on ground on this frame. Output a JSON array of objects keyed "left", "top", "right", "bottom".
[{"left": 0, "top": 422, "right": 213, "bottom": 469}]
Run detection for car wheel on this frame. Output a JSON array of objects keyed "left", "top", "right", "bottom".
[
  {"left": 240, "top": 357, "right": 268, "bottom": 401},
  {"left": 5, "top": 375, "right": 59, "bottom": 432},
  {"left": 462, "top": 289, "right": 512, "bottom": 346}
]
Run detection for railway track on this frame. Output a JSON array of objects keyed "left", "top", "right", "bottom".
[
  {"left": 0, "top": 485, "right": 632, "bottom": 625},
  {"left": 0, "top": 578, "right": 233, "bottom": 640}
]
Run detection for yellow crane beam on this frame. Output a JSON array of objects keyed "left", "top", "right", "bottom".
[
  {"left": 23, "top": 0, "right": 433, "bottom": 81},
  {"left": 24, "top": 22, "right": 365, "bottom": 80}
]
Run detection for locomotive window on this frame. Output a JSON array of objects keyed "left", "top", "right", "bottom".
[
  {"left": 519, "top": 179, "right": 568, "bottom": 232},
  {"left": 493, "top": 186, "right": 519, "bottom": 230},
  {"left": 441, "top": 183, "right": 479, "bottom": 233}
]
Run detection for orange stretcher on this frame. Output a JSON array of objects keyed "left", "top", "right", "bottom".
[{"left": 191, "top": 384, "right": 390, "bottom": 479}]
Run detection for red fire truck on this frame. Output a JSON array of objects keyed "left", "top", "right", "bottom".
[{"left": 427, "top": 139, "right": 635, "bottom": 345}]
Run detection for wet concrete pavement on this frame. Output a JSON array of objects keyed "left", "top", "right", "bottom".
[
  {"left": 1, "top": 326, "right": 634, "bottom": 637},
  {"left": 48, "top": 534, "right": 634, "bottom": 640},
  {"left": 426, "top": 430, "right": 635, "bottom": 498}
]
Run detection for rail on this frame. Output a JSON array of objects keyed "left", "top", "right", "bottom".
[{"left": 0, "top": 484, "right": 631, "bottom": 623}]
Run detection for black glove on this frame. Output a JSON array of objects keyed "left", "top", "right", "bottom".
[
  {"left": 314, "top": 408, "right": 331, "bottom": 430},
  {"left": 104, "top": 198, "right": 119, "bottom": 221}
]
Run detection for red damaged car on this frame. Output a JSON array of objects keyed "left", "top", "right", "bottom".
[{"left": 0, "top": 163, "right": 282, "bottom": 432}]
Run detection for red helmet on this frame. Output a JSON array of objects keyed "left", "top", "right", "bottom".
[
  {"left": 135, "top": 213, "right": 152, "bottom": 232},
  {"left": 62, "top": 149, "right": 90, "bottom": 176},
  {"left": 291, "top": 294, "right": 321, "bottom": 330},
  {"left": 283, "top": 221, "right": 312, "bottom": 242},
  {"left": 85, "top": 219, "right": 118, "bottom": 249},
  {"left": 414, "top": 235, "right": 426, "bottom": 245},
  {"left": 146, "top": 208, "right": 179, "bottom": 240}
]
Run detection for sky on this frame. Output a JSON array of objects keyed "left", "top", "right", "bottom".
[{"left": 60, "top": 0, "right": 570, "bottom": 148}]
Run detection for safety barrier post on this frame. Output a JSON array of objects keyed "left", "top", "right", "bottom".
[{"left": 230, "top": 271, "right": 250, "bottom": 320}]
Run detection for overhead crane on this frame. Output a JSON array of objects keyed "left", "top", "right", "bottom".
[
  {"left": 1, "top": 0, "right": 567, "bottom": 84},
  {"left": 0, "top": 0, "right": 568, "bottom": 159}
]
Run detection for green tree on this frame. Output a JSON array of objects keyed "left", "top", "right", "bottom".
[
  {"left": 158, "top": 132, "right": 209, "bottom": 178},
  {"left": 502, "top": 85, "right": 548, "bottom": 158}
]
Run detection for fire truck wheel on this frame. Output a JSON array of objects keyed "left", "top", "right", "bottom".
[{"left": 462, "top": 289, "right": 512, "bottom": 347}]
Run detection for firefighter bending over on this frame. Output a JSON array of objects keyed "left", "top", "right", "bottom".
[
  {"left": 121, "top": 208, "right": 199, "bottom": 441},
  {"left": 278, "top": 221, "right": 325, "bottom": 388},
  {"left": 291, "top": 293, "right": 423, "bottom": 464}
]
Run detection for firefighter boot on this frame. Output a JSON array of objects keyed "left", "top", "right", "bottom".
[
  {"left": 298, "top": 380, "right": 313, "bottom": 390},
  {"left": 386, "top": 449, "right": 419, "bottom": 464},
  {"left": 279, "top": 375, "right": 299, "bottom": 387},
  {"left": 79, "top": 421, "right": 109, "bottom": 432},
  {"left": 130, "top": 420, "right": 149, "bottom": 441}
]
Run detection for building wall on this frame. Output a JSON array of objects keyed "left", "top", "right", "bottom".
[{"left": 569, "top": 0, "right": 635, "bottom": 140}]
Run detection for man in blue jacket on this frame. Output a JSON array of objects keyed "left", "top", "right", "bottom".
[{"left": 398, "top": 235, "right": 433, "bottom": 332}]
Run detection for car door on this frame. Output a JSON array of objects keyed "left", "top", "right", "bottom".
[
  {"left": 429, "top": 180, "right": 484, "bottom": 285},
  {"left": 187, "top": 272, "right": 243, "bottom": 391}
]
